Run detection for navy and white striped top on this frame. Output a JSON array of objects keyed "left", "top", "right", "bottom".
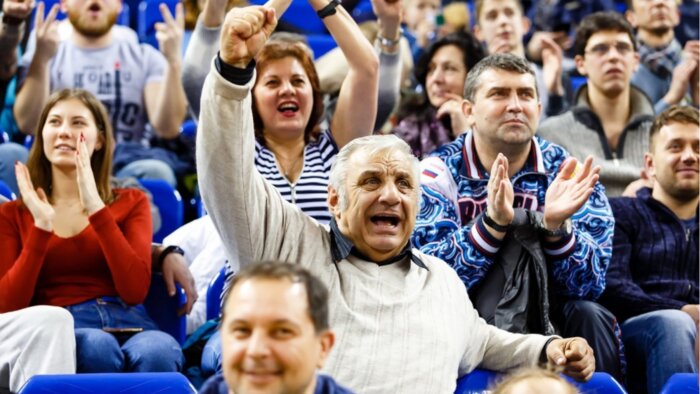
[{"left": 254, "top": 129, "right": 338, "bottom": 225}]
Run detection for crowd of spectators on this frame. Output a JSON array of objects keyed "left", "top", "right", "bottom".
[{"left": 0, "top": 0, "right": 698, "bottom": 393}]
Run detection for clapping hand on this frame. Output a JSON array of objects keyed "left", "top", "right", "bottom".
[
  {"left": 486, "top": 153, "right": 514, "bottom": 230},
  {"left": 543, "top": 156, "right": 599, "bottom": 230},
  {"left": 15, "top": 162, "right": 54, "bottom": 231},
  {"left": 220, "top": 5, "right": 278, "bottom": 68},
  {"left": 75, "top": 133, "right": 105, "bottom": 215}
]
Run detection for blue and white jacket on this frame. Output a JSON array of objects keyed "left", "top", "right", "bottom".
[{"left": 412, "top": 131, "right": 614, "bottom": 300}]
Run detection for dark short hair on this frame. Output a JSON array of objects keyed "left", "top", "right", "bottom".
[
  {"left": 574, "top": 11, "right": 637, "bottom": 57},
  {"left": 474, "top": 0, "right": 523, "bottom": 24},
  {"left": 649, "top": 105, "right": 700, "bottom": 149},
  {"left": 463, "top": 53, "right": 537, "bottom": 102},
  {"left": 414, "top": 31, "right": 487, "bottom": 89},
  {"left": 223, "top": 261, "right": 330, "bottom": 333}
]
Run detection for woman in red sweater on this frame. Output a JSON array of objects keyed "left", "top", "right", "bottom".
[{"left": 0, "top": 89, "right": 183, "bottom": 372}]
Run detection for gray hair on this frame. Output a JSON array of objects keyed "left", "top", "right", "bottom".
[
  {"left": 329, "top": 135, "right": 421, "bottom": 210},
  {"left": 463, "top": 53, "right": 539, "bottom": 102}
]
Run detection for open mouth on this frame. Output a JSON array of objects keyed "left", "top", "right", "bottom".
[
  {"left": 277, "top": 102, "right": 299, "bottom": 115},
  {"left": 370, "top": 214, "right": 400, "bottom": 227}
]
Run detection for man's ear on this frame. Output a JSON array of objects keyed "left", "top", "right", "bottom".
[
  {"left": 327, "top": 186, "right": 340, "bottom": 216},
  {"left": 574, "top": 55, "right": 588, "bottom": 76},
  {"left": 473, "top": 24, "right": 483, "bottom": 42},
  {"left": 521, "top": 16, "right": 531, "bottom": 33},
  {"left": 625, "top": 10, "right": 638, "bottom": 28},
  {"left": 462, "top": 99, "right": 475, "bottom": 127},
  {"left": 644, "top": 152, "right": 656, "bottom": 179},
  {"left": 316, "top": 330, "right": 335, "bottom": 369}
]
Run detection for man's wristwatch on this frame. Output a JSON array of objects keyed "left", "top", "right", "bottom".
[
  {"left": 482, "top": 210, "right": 511, "bottom": 232},
  {"left": 536, "top": 217, "right": 573, "bottom": 238},
  {"left": 158, "top": 245, "right": 185, "bottom": 269}
]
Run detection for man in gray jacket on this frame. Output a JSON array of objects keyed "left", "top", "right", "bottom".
[
  {"left": 197, "top": 3, "right": 596, "bottom": 393},
  {"left": 538, "top": 12, "right": 655, "bottom": 197}
]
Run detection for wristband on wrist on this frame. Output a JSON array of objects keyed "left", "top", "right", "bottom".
[
  {"left": 377, "top": 27, "right": 403, "bottom": 47},
  {"left": 1, "top": 13, "right": 24, "bottom": 26},
  {"left": 157, "top": 245, "right": 185, "bottom": 270},
  {"left": 317, "top": 0, "right": 341, "bottom": 19},
  {"left": 482, "top": 210, "right": 511, "bottom": 232}
]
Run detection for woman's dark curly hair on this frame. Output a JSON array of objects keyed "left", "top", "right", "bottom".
[{"left": 397, "top": 31, "right": 486, "bottom": 123}]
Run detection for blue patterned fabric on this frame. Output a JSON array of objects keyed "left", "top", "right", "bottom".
[{"left": 412, "top": 131, "right": 614, "bottom": 300}]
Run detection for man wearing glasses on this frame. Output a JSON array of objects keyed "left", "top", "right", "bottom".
[{"left": 538, "top": 12, "right": 655, "bottom": 197}]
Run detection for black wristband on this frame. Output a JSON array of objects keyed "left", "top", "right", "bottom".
[
  {"left": 317, "top": 0, "right": 341, "bottom": 19},
  {"left": 215, "top": 52, "right": 256, "bottom": 85},
  {"left": 2, "top": 13, "right": 24, "bottom": 26},
  {"left": 540, "top": 337, "right": 557, "bottom": 363},
  {"left": 158, "top": 245, "right": 185, "bottom": 270},
  {"left": 482, "top": 210, "right": 511, "bottom": 232}
]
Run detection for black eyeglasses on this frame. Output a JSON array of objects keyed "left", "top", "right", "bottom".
[{"left": 585, "top": 42, "right": 634, "bottom": 57}]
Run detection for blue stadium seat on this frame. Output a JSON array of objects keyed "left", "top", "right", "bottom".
[
  {"left": 0, "top": 131, "right": 9, "bottom": 143},
  {"left": 306, "top": 34, "right": 338, "bottom": 59},
  {"left": 660, "top": 373, "right": 699, "bottom": 394},
  {"left": 138, "top": 179, "right": 184, "bottom": 243},
  {"left": 0, "top": 180, "right": 16, "bottom": 201},
  {"left": 571, "top": 76, "right": 588, "bottom": 95},
  {"left": 137, "top": 0, "right": 180, "bottom": 49},
  {"left": 19, "top": 372, "right": 196, "bottom": 394},
  {"left": 249, "top": 0, "right": 327, "bottom": 34},
  {"left": 455, "top": 369, "right": 627, "bottom": 394},
  {"left": 180, "top": 119, "right": 196, "bottom": 139},
  {"left": 351, "top": 0, "right": 375, "bottom": 24},
  {"left": 144, "top": 272, "right": 187, "bottom": 344},
  {"left": 206, "top": 267, "right": 226, "bottom": 320},
  {"left": 23, "top": 135, "right": 34, "bottom": 150},
  {"left": 30, "top": 0, "right": 129, "bottom": 30}
]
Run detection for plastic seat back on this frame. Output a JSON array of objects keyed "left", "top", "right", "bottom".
[
  {"left": 144, "top": 273, "right": 187, "bottom": 344},
  {"left": 660, "top": 373, "right": 699, "bottom": 394},
  {"left": 19, "top": 372, "right": 196, "bottom": 393},
  {"left": 138, "top": 179, "right": 183, "bottom": 243},
  {"left": 0, "top": 180, "right": 16, "bottom": 201},
  {"left": 206, "top": 267, "right": 226, "bottom": 320}
]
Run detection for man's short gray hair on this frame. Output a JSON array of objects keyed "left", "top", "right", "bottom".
[
  {"left": 463, "top": 53, "right": 538, "bottom": 102},
  {"left": 329, "top": 135, "right": 421, "bottom": 210}
]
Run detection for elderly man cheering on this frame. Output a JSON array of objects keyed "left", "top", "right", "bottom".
[{"left": 196, "top": 3, "right": 595, "bottom": 393}]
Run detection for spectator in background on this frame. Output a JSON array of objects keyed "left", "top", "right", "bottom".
[
  {"left": 626, "top": 0, "right": 699, "bottom": 113},
  {"left": 413, "top": 53, "right": 622, "bottom": 381},
  {"left": 538, "top": 12, "right": 655, "bottom": 197},
  {"left": 392, "top": 31, "right": 486, "bottom": 159},
  {"left": 402, "top": 0, "right": 441, "bottom": 65},
  {"left": 473, "top": 0, "right": 572, "bottom": 120},
  {"left": 600, "top": 105, "right": 698, "bottom": 394},
  {"left": 183, "top": 0, "right": 378, "bottom": 226},
  {"left": 198, "top": 262, "right": 352, "bottom": 394},
  {"left": 0, "top": 89, "right": 184, "bottom": 373},
  {"left": 0, "top": 306, "right": 76, "bottom": 393},
  {"left": 197, "top": 5, "right": 597, "bottom": 391},
  {"left": 13, "top": 0, "right": 188, "bottom": 187},
  {"left": 0, "top": 0, "right": 33, "bottom": 195}
]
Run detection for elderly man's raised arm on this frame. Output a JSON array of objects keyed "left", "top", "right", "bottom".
[{"left": 197, "top": 5, "right": 324, "bottom": 268}]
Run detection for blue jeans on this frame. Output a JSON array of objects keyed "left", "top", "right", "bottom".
[
  {"left": 65, "top": 297, "right": 184, "bottom": 373},
  {"left": 0, "top": 142, "right": 28, "bottom": 194},
  {"left": 201, "top": 330, "right": 223, "bottom": 377},
  {"left": 622, "top": 309, "right": 698, "bottom": 394}
]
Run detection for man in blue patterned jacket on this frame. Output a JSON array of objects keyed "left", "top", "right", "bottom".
[{"left": 412, "top": 53, "right": 621, "bottom": 380}]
